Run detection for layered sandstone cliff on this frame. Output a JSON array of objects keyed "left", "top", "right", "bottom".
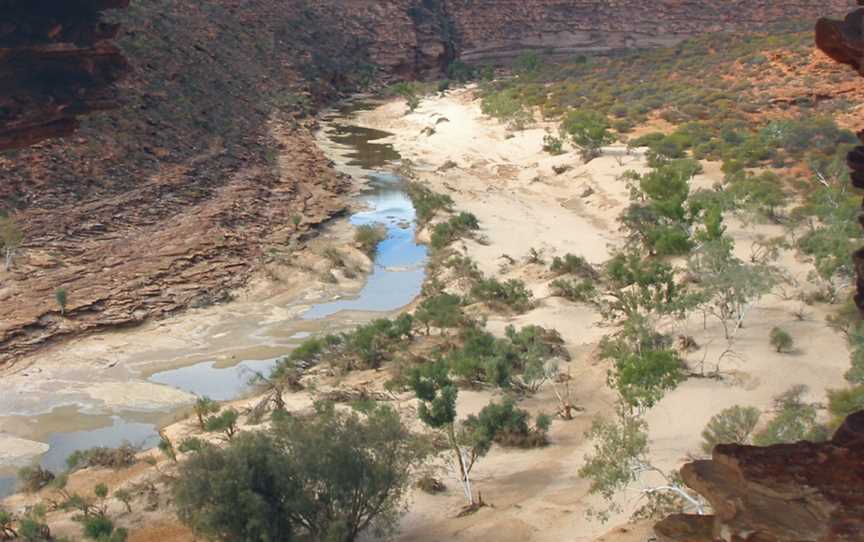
[
  {"left": 445, "top": 1, "right": 858, "bottom": 63},
  {"left": 0, "top": 0, "right": 130, "bottom": 150}
]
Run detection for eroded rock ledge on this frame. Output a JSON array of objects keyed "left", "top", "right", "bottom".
[
  {"left": 0, "top": 0, "right": 130, "bottom": 150},
  {"left": 655, "top": 411, "right": 864, "bottom": 542}
]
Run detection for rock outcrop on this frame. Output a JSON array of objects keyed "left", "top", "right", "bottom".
[
  {"left": 655, "top": 411, "right": 864, "bottom": 542},
  {"left": 0, "top": 0, "right": 130, "bottom": 151}
]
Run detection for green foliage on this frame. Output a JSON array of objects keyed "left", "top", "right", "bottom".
[
  {"left": 275, "top": 316, "right": 413, "bottom": 376},
  {"left": 513, "top": 52, "right": 544, "bottom": 75},
  {"left": 406, "top": 182, "right": 453, "bottom": 225},
  {"left": 0, "top": 215, "right": 23, "bottom": 270},
  {"left": 193, "top": 396, "right": 221, "bottom": 430},
  {"left": 430, "top": 212, "right": 480, "bottom": 250},
  {"left": 827, "top": 385, "right": 864, "bottom": 426},
  {"left": 550, "top": 253, "right": 596, "bottom": 278},
  {"left": 448, "top": 60, "right": 476, "bottom": 83},
  {"left": 481, "top": 88, "right": 532, "bottom": 130},
  {"left": 410, "top": 360, "right": 459, "bottom": 429},
  {"left": 600, "top": 319, "right": 685, "bottom": 411},
  {"left": 66, "top": 444, "right": 138, "bottom": 472},
  {"left": 701, "top": 405, "right": 761, "bottom": 453},
  {"left": 464, "top": 397, "right": 549, "bottom": 448},
  {"left": 622, "top": 160, "right": 701, "bottom": 255},
  {"left": 205, "top": 409, "right": 240, "bottom": 440},
  {"left": 768, "top": 116, "right": 856, "bottom": 156},
  {"left": 604, "top": 250, "right": 680, "bottom": 319},
  {"left": 560, "top": 109, "right": 615, "bottom": 161},
  {"left": 414, "top": 293, "right": 464, "bottom": 335},
  {"left": 175, "top": 403, "right": 422, "bottom": 541},
  {"left": 769, "top": 327, "right": 794, "bottom": 353},
  {"left": 753, "top": 386, "right": 828, "bottom": 446},
  {"left": 578, "top": 410, "right": 649, "bottom": 513},
  {"left": 542, "top": 134, "right": 565, "bottom": 155},
  {"left": 18, "top": 504, "right": 50, "bottom": 542},
  {"left": 725, "top": 170, "right": 788, "bottom": 222},
  {"left": 470, "top": 277, "right": 534, "bottom": 313},
  {"left": 688, "top": 239, "right": 778, "bottom": 339},
  {"left": 178, "top": 437, "right": 207, "bottom": 455},
  {"left": 354, "top": 223, "right": 387, "bottom": 256},
  {"left": 82, "top": 516, "right": 127, "bottom": 542},
  {"left": 55, "top": 288, "right": 68, "bottom": 316},
  {"left": 550, "top": 278, "right": 597, "bottom": 303},
  {"left": 794, "top": 160, "right": 861, "bottom": 297}
]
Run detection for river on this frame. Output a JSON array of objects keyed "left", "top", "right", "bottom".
[{"left": 0, "top": 101, "right": 427, "bottom": 497}]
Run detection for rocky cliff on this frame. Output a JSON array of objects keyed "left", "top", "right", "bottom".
[
  {"left": 0, "top": 0, "right": 130, "bottom": 150},
  {"left": 445, "top": 1, "right": 858, "bottom": 63},
  {"left": 654, "top": 411, "right": 864, "bottom": 542}
]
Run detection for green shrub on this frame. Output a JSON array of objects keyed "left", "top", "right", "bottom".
[
  {"left": 82, "top": 516, "right": 127, "bottom": 541},
  {"left": 542, "top": 134, "right": 565, "bottom": 155},
  {"left": 769, "top": 327, "right": 794, "bottom": 353},
  {"left": 560, "top": 109, "right": 615, "bottom": 161},
  {"left": 205, "top": 409, "right": 240, "bottom": 440},
  {"left": 753, "top": 386, "right": 828, "bottom": 445},
  {"left": 354, "top": 223, "right": 387, "bottom": 256},
  {"left": 448, "top": 60, "right": 476, "bottom": 83},
  {"left": 550, "top": 253, "right": 596, "bottom": 278},
  {"left": 464, "top": 398, "right": 549, "bottom": 448},
  {"left": 827, "top": 385, "right": 864, "bottom": 426},
  {"left": 430, "top": 212, "right": 480, "bottom": 250},
  {"left": 550, "top": 278, "right": 597, "bottom": 303},
  {"left": 414, "top": 293, "right": 464, "bottom": 335},
  {"left": 701, "top": 405, "right": 761, "bottom": 453},
  {"left": 174, "top": 404, "right": 424, "bottom": 541},
  {"left": 471, "top": 278, "right": 534, "bottom": 313},
  {"left": 66, "top": 444, "right": 138, "bottom": 472}
]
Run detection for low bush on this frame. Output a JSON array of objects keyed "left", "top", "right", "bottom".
[
  {"left": 17, "top": 465, "right": 55, "bottom": 493},
  {"left": 465, "top": 398, "right": 550, "bottom": 449},
  {"left": 769, "top": 327, "right": 794, "bottom": 353},
  {"left": 701, "top": 405, "right": 761, "bottom": 453},
  {"left": 354, "top": 224, "right": 387, "bottom": 256},
  {"left": 550, "top": 253, "right": 597, "bottom": 278},
  {"left": 542, "top": 134, "right": 565, "bottom": 155},
  {"left": 65, "top": 444, "right": 138, "bottom": 472},
  {"left": 471, "top": 278, "right": 534, "bottom": 313},
  {"left": 550, "top": 278, "right": 597, "bottom": 303},
  {"left": 753, "top": 386, "right": 828, "bottom": 445},
  {"left": 827, "top": 385, "right": 864, "bottom": 426},
  {"left": 430, "top": 212, "right": 480, "bottom": 250}
]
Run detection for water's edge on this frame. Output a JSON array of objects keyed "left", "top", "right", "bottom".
[{"left": 0, "top": 101, "right": 426, "bottom": 497}]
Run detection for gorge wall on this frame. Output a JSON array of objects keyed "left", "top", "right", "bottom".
[
  {"left": 0, "top": 0, "right": 859, "bottom": 364},
  {"left": 443, "top": 1, "right": 859, "bottom": 63}
]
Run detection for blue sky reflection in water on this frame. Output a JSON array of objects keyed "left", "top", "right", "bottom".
[
  {"left": 302, "top": 172, "right": 428, "bottom": 320},
  {"left": 0, "top": 115, "right": 427, "bottom": 498}
]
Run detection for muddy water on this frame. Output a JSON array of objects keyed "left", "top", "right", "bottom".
[{"left": 0, "top": 102, "right": 426, "bottom": 497}]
